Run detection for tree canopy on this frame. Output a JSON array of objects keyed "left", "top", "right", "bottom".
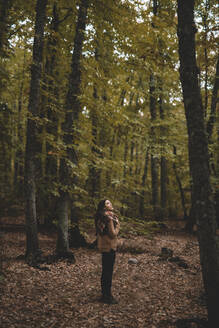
[{"left": 0, "top": 0, "right": 218, "bottom": 222}]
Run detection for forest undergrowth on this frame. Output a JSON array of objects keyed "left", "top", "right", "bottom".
[{"left": 0, "top": 216, "right": 208, "bottom": 328}]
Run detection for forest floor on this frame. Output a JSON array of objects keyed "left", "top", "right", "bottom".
[{"left": 0, "top": 216, "right": 208, "bottom": 328}]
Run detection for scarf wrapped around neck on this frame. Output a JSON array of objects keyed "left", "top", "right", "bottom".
[{"left": 95, "top": 210, "right": 119, "bottom": 236}]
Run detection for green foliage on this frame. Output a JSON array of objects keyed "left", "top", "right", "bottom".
[
  {"left": 119, "top": 216, "right": 163, "bottom": 237},
  {"left": 0, "top": 0, "right": 218, "bottom": 222}
]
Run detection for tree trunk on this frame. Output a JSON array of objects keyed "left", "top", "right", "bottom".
[
  {"left": 24, "top": 0, "right": 48, "bottom": 261},
  {"left": 216, "top": 129, "right": 219, "bottom": 226},
  {"left": 129, "top": 139, "right": 135, "bottom": 176},
  {"left": 123, "top": 137, "right": 128, "bottom": 179},
  {"left": 56, "top": 0, "right": 89, "bottom": 253},
  {"left": 121, "top": 136, "right": 129, "bottom": 216},
  {"left": 177, "top": 1, "right": 219, "bottom": 326},
  {"left": 89, "top": 88, "right": 101, "bottom": 198},
  {"left": 159, "top": 85, "right": 167, "bottom": 217},
  {"left": 160, "top": 156, "right": 167, "bottom": 211},
  {"left": 186, "top": 187, "right": 197, "bottom": 232},
  {"left": 202, "top": 1, "right": 210, "bottom": 117},
  {"left": 139, "top": 147, "right": 149, "bottom": 218},
  {"left": 56, "top": 193, "right": 70, "bottom": 253},
  {"left": 14, "top": 50, "right": 26, "bottom": 187},
  {"left": 87, "top": 45, "right": 102, "bottom": 199},
  {"left": 149, "top": 74, "right": 159, "bottom": 217},
  {"left": 206, "top": 55, "right": 219, "bottom": 141},
  {"left": 45, "top": 1, "right": 60, "bottom": 179},
  {"left": 39, "top": 2, "right": 61, "bottom": 228},
  {"left": 173, "top": 146, "right": 187, "bottom": 220},
  {"left": 0, "top": 0, "right": 13, "bottom": 57}
]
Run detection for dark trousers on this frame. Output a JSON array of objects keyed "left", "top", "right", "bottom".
[{"left": 101, "top": 249, "right": 116, "bottom": 297}]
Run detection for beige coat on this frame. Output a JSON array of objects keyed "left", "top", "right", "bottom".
[{"left": 97, "top": 217, "right": 120, "bottom": 252}]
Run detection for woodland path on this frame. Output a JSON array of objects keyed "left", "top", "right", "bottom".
[{"left": 0, "top": 216, "right": 208, "bottom": 328}]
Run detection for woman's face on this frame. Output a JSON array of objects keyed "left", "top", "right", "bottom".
[{"left": 105, "top": 200, "right": 113, "bottom": 211}]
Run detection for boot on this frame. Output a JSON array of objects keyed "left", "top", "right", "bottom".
[{"left": 100, "top": 294, "right": 118, "bottom": 304}]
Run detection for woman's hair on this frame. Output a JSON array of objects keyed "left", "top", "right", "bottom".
[
  {"left": 95, "top": 199, "right": 107, "bottom": 220},
  {"left": 97, "top": 199, "right": 107, "bottom": 212},
  {"left": 95, "top": 199, "right": 118, "bottom": 235},
  {"left": 95, "top": 199, "right": 107, "bottom": 233}
]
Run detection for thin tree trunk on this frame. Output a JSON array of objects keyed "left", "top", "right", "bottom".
[
  {"left": 14, "top": 50, "right": 26, "bottom": 186},
  {"left": 206, "top": 53, "right": 219, "bottom": 211},
  {"left": 206, "top": 54, "right": 219, "bottom": 142},
  {"left": 45, "top": 1, "right": 60, "bottom": 179},
  {"left": 139, "top": 147, "right": 149, "bottom": 218},
  {"left": 160, "top": 157, "right": 167, "bottom": 209},
  {"left": 173, "top": 146, "right": 187, "bottom": 220},
  {"left": 151, "top": 153, "right": 159, "bottom": 215},
  {"left": 148, "top": 1, "right": 160, "bottom": 218},
  {"left": 123, "top": 137, "right": 128, "bottom": 179},
  {"left": 149, "top": 74, "right": 159, "bottom": 217},
  {"left": 87, "top": 44, "right": 102, "bottom": 199},
  {"left": 135, "top": 141, "right": 140, "bottom": 179},
  {"left": 202, "top": 0, "right": 210, "bottom": 117},
  {"left": 106, "top": 134, "right": 115, "bottom": 191},
  {"left": 159, "top": 84, "right": 167, "bottom": 216},
  {"left": 129, "top": 139, "right": 135, "bottom": 176},
  {"left": 24, "top": 0, "right": 48, "bottom": 261},
  {"left": 56, "top": 0, "right": 89, "bottom": 253},
  {"left": 177, "top": 1, "right": 219, "bottom": 325},
  {"left": 40, "top": 2, "right": 63, "bottom": 228},
  {"left": 45, "top": 1, "right": 72, "bottom": 179},
  {"left": 88, "top": 85, "right": 101, "bottom": 198},
  {"left": 121, "top": 137, "right": 129, "bottom": 216}
]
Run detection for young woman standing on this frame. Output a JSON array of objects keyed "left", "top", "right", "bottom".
[{"left": 95, "top": 199, "right": 120, "bottom": 304}]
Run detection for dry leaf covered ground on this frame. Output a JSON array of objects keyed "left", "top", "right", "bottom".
[{"left": 0, "top": 216, "right": 207, "bottom": 328}]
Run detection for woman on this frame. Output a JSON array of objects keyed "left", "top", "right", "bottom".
[{"left": 95, "top": 199, "right": 120, "bottom": 304}]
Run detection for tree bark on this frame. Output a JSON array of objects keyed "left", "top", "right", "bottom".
[
  {"left": 123, "top": 137, "right": 128, "bottom": 179},
  {"left": 215, "top": 127, "right": 219, "bottom": 226},
  {"left": 24, "top": 0, "right": 48, "bottom": 261},
  {"left": 173, "top": 146, "right": 187, "bottom": 220},
  {"left": 39, "top": 2, "right": 62, "bottom": 228},
  {"left": 177, "top": 1, "right": 219, "bottom": 326},
  {"left": 56, "top": 0, "right": 90, "bottom": 253},
  {"left": 88, "top": 85, "right": 101, "bottom": 199},
  {"left": 0, "top": 0, "right": 13, "bottom": 57},
  {"left": 129, "top": 139, "right": 135, "bottom": 176},
  {"left": 139, "top": 147, "right": 149, "bottom": 218},
  {"left": 206, "top": 54, "right": 219, "bottom": 142},
  {"left": 149, "top": 74, "right": 159, "bottom": 217},
  {"left": 56, "top": 193, "right": 70, "bottom": 253},
  {"left": 160, "top": 156, "right": 167, "bottom": 211},
  {"left": 202, "top": 0, "right": 210, "bottom": 117},
  {"left": 15, "top": 50, "right": 26, "bottom": 185},
  {"left": 87, "top": 44, "right": 102, "bottom": 199},
  {"left": 45, "top": 1, "right": 60, "bottom": 179},
  {"left": 159, "top": 85, "right": 167, "bottom": 217}
]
